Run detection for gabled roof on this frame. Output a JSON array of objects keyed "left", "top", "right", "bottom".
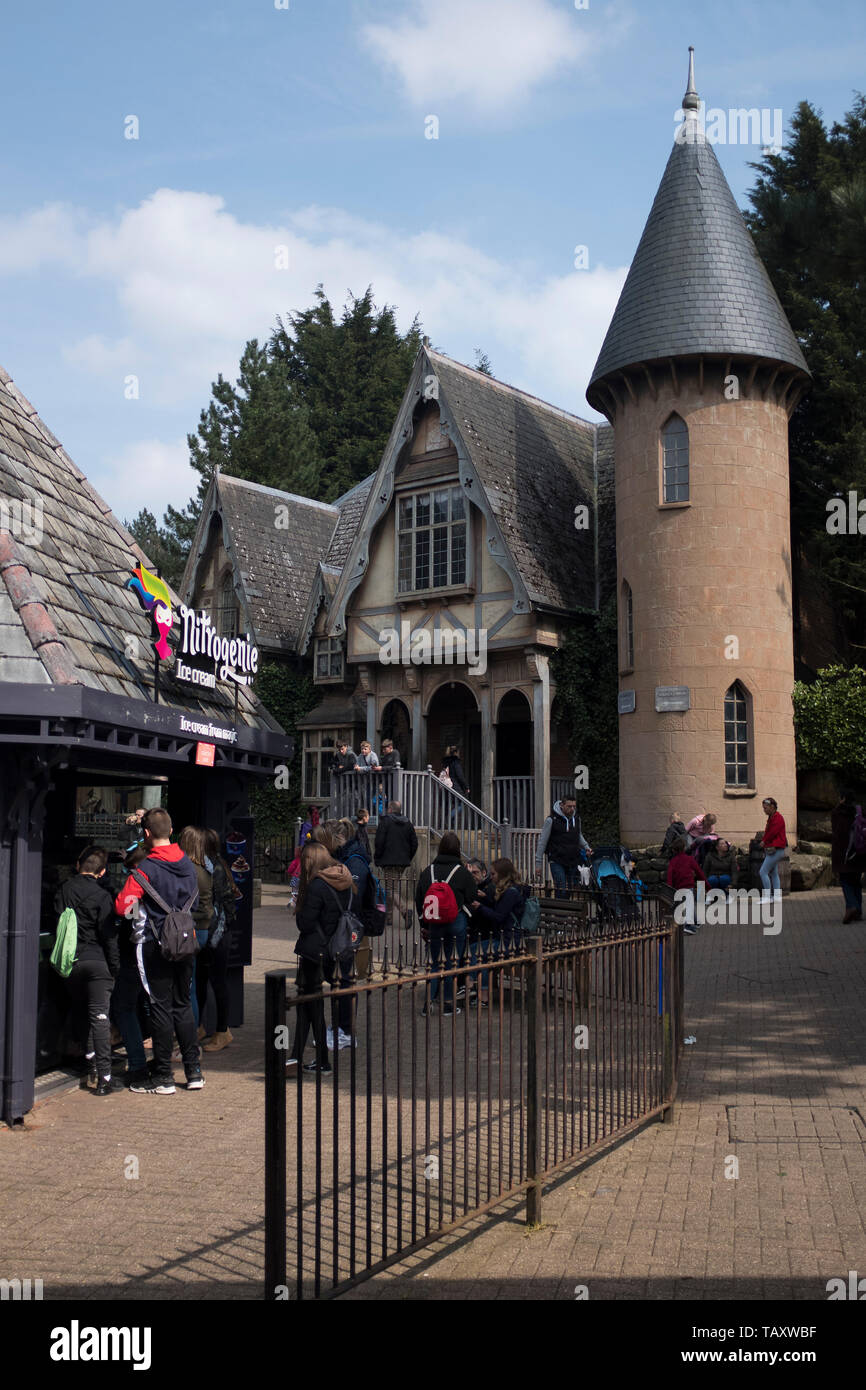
[
  {"left": 0, "top": 366, "right": 280, "bottom": 731},
  {"left": 326, "top": 347, "right": 603, "bottom": 632},
  {"left": 588, "top": 58, "right": 809, "bottom": 402},
  {"left": 182, "top": 473, "right": 341, "bottom": 653}
]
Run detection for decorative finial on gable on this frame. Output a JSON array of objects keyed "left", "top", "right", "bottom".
[{"left": 683, "top": 46, "right": 699, "bottom": 112}]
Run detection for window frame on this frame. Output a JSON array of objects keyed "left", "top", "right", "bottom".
[
  {"left": 723, "top": 681, "right": 754, "bottom": 789},
  {"left": 660, "top": 414, "right": 690, "bottom": 506},
  {"left": 394, "top": 483, "right": 472, "bottom": 598},
  {"left": 303, "top": 727, "right": 351, "bottom": 799},
  {"left": 314, "top": 635, "right": 345, "bottom": 684}
]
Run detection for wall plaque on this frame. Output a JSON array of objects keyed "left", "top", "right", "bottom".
[{"left": 655, "top": 686, "right": 690, "bottom": 712}]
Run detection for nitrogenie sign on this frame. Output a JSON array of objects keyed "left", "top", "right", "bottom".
[{"left": 178, "top": 605, "right": 259, "bottom": 686}]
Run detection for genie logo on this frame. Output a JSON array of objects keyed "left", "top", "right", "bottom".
[{"left": 125, "top": 561, "right": 173, "bottom": 661}]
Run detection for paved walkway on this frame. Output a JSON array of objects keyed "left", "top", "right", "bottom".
[{"left": 1, "top": 886, "right": 865, "bottom": 1299}]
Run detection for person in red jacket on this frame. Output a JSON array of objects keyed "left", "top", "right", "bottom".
[
  {"left": 666, "top": 837, "right": 708, "bottom": 934},
  {"left": 759, "top": 797, "right": 787, "bottom": 898}
]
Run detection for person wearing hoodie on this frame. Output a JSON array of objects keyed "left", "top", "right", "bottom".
[
  {"left": 535, "top": 797, "right": 592, "bottom": 897},
  {"left": 375, "top": 800, "right": 418, "bottom": 933},
  {"left": 115, "top": 807, "right": 202, "bottom": 1095},
  {"left": 54, "top": 845, "right": 121, "bottom": 1097},
  {"left": 415, "top": 832, "right": 478, "bottom": 1013},
  {"left": 285, "top": 843, "right": 356, "bottom": 1076},
  {"left": 177, "top": 826, "right": 214, "bottom": 1034},
  {"left": 662, "top": 813, "right": 687, "bottom": 858}
]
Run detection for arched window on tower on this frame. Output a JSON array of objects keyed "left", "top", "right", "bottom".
[
  {"left": 724, "top": 681, "right": 753, "bottom": 787},
  {"left": 621, "top": 580, "right": 634, "bottom": 670},
  {"left": 218, "top": 573, "right": 239, "bottom": 639},
  {"left": 661, "top": 414, "right": 689, "bottom": 503}
]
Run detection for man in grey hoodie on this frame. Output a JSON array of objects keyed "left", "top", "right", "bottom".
[{"left": 535, "top": 797, "right": 592, "bottom": 898}]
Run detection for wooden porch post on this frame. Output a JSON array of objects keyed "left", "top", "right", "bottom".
[{"left": 529, "top": 651, "right": 550, "bottom": 831}]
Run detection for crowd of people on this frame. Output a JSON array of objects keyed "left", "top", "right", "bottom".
[
  {"left": 53, "top": 807, "right": 238, "bottom": 1098},
  {"left": 662, "top": 798, "right": 788, "bottom": 933}
]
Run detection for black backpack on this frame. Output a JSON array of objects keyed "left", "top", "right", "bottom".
[
  {"left": 130, "top": 868, "right": 199, "bottom": 962},
  {"left": 320, "top": 881, "right": 365, "bottom": 962}
]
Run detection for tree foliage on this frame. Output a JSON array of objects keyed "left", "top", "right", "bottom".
[
  {"left": 745, "top": 96, "right": 866, "bottom": 657},
  {"left": 550, "top": 597, "right": 620, "bottom": 842},
  {"left": 248, "top": 657, "right": 320, "bottom": 834},
  {"left": 792, "top": 664, "right": 866, "bottom": 775}
]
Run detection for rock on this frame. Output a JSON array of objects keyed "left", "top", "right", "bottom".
[
  {"left": 650, "top": 857, "right": 668, "bottom": 871},
  {"left": 788, "top": 854, "right": 833, "bottom": 892},
  {"left": 798, "top": 840, "right": 815, "bottom": 855},
  {"left": 639, "top": 869, "right": 661, "bottom": 884},
  {"left": 798, "top": 812, "right": 833, "bottom": 841}
]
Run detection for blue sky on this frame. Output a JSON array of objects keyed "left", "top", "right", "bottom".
[{"left": 1, "top": 0, "right": 864, "bottom": 521}]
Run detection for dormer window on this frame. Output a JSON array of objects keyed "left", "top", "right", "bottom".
[
  {"left": 397, "top": 486, "right": 467, "bottom": 594},
  {"left": 315, "top": 636, "right": 344, "bottom": 682},
  {"left": 661, "top": 415, "right": 689, "bottom": 503}
]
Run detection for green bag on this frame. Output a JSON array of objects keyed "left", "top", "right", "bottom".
[{"left": 50, "top": 907, "right": 78, "bottom": 977}]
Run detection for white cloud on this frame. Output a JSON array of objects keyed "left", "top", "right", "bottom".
[
  {"left": 0, "top": 203, "right": 87, "bottom": 272},
  {"left": 97, "top": 437, "right": 191, "bottom": 522},
  {"left": 360, "top": 0, "right": 590, "bottom": 113}
]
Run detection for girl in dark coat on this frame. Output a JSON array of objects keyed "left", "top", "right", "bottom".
[
  {"left": 286, "top": 843, "right": 356, "bottom": 1076},
  {"left": 472, "top": 858, "right": 526, "bottom": 1005},
  {"left": 831, "top": 791, "right": 866, "bottom": 923},
  {"left": 442, "top": 746, "right": 470, "bottom": 798}
]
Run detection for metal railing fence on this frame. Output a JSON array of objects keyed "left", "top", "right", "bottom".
[{"left": 265, "top": 889, "right": 681, "bottom": 1299}]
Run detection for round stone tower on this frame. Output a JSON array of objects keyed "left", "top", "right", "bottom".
[{"left": 586, "top": 51, "right": 810, "bottom": 848}]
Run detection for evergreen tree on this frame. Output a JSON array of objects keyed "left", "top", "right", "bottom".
[
  {"left": 271, "top": 285, "right": 422, "bottom": 501},
  {"left": 474, "top": 348, "right": 494, "bottom": 376},
  {"left": 745, "top": 96, "right": 866, "bottom": 659},
  {"left": 124, "top": 505, "right": 197, "bottom": 589}
]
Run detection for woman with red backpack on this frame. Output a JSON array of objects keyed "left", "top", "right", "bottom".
[
  {"left": 415, "top": 832, "right": 477, "bottom": 1015},
  {"left": 831, "top": 790, "right": 866, "bottom": 923}
]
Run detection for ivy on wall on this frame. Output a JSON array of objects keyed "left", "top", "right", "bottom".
[
  {"left": 550, "top": 595, "right": 620, "bottom": 843},
  {"left": 248, "top": 656, "right": 320, "bottom": 835}
]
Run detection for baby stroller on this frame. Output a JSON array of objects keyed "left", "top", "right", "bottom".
[{"left": 590, "top": 845, "right": 640, "bottom": 922}]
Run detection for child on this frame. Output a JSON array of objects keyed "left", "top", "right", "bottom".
[
  {"left": 286, "top": 854, "right": 301, "bottom": 911},
  {"left": 665, "top": 837, "right": 708, "bottom": 934}
]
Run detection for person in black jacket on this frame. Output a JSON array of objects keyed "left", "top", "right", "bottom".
[
  {"left": 831, "top": 791, "right": 866, "bottom": 923},
  {"left": 286, "top": 844, "right": 356, "bottom": 1076},
  {"left": 375, "top": 800, "right": 418, "bottom": 938},
  {"left": 415, "top": 832, "right": 479, "bottom": 1013},
  {"left": 331, "top": 742, "right": 358, "bottom": 776},
  {"left": 442, "top": 746, "right": 469, "bottom": 798},
  {"left": 200, "top": 828, "right": 238, "bottom": 1053},
  {"left": 379, "top": 739, "right": 400, "bottom": 769},
  {"left": 54, "top": 845, "right": 120, "bottom": 1097},
  {"left": 337, "top": 818, "right": 373, "bottom": 1004}
]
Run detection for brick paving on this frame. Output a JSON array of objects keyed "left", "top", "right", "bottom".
[{"left": 2, "top": 885, "right": 865, "bottom": 1299}]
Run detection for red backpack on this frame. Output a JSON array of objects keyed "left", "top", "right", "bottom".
[{"left": 422, "top": 865, "right": 460, "bottom": 926}]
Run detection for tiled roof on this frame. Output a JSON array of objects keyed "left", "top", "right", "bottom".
[
  {"left": 0, "top": 366, "right": 280, "bottom": 731},
  {"left": 213, "top": 476, "right": 340, "bottom": 652},
  {"left": 325, "top": 476, "right": 375, "bottom": 567},
  {"left": 427, "top": 351, "right": 599, "bottom": 612},
  {"left": 588, "top": 132, "right": 810, "bottom": 397}
]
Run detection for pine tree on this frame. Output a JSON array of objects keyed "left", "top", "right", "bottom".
[{"left": 745, "top": 97, "right": 866, "bottom": 661}]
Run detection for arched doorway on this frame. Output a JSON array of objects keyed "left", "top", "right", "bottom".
[
  {"left": 495, "top": 689, "right": 533, "bottom": 777},
  {"left": 426, "top": 682, "right": 481, "bottom": 800},
  {"left": 381, "top": 698, "right": 411, "bottom": 768}
]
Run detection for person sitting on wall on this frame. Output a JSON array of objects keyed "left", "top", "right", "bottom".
[
  {"left": 535, "top": 796, "right": 592, "bottom": 898},
  {"left": 685, "top": 811, "right": 717, "bottom": 848},
  {"left": 703, "top": 839, "right": 739, "bottom": 894}
]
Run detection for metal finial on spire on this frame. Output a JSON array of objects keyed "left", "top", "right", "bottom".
[{"left": 683, "top": 45, "right": 699, "bottom": 111}]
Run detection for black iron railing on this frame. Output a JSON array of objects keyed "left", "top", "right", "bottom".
[{"left": 264, "top": 889, "right": 682, "bottom": 1299}]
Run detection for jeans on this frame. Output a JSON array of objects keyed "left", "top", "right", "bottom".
[
  {"left": 840, "top": 872, "right": 863, "bottom": 914},
  {"left": 190, "top": 928, "right": 209, "bottom": 1027},
  {"left": 141, "top": 940, "right": 200, "bottom": 1079},
  {"left": 464, "top": 936, "right": 491, "bottom": 990},
  {"left": 111, "top": 962, "right": 147, "bottom": 1072},
  {"left": 67, "top": 956, "right": 114, "bottom": 1080},
  {"left": 707, "top": 874, "right": 732, "bottom": 891},
  {"left": 427, "top": 913, "right": 467, "bottom": 1003},
  {"left": 550, "top": 862, "right": 580, "bottom": 899},
  {"left": 759, "top": 848, "right": 785, "bottom": 895}
]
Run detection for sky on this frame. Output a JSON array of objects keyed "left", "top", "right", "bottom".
[{"left": 1, "top": 0, "right": 864, "bottom": 522}]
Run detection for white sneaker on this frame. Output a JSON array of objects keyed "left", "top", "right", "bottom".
[{"left": 337, "top": 1029, "right": 356, "bottom": 1050}]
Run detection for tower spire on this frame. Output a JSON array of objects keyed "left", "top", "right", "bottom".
[{"left": 683, "top": 45, "right": 699, "bottom": 111}]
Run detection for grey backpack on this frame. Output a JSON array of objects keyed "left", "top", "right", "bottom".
[
  {"left": 131, "top": 868, "right": 199, "bottom": 962},
  {"left": 321, "top": 882, "right": 365, "bottom": 963}
]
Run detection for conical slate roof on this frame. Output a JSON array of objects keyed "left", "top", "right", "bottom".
[{"left": 588, "top": 63, "right": 809, "bottom": 399}]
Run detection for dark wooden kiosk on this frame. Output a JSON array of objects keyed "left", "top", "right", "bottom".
[{"left": 0, "top": 365, "right": 290, "bottom": 1124}]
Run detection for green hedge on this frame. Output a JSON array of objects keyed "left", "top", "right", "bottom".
[
  {"left": 550, "top": 597, "right": 620, "bottom": 842},
  {"left": 792, "top": 664, "right": 866, "bottom": 777},
  {"left": 248, "top": 657, "right": 320, "bottom": 835}
]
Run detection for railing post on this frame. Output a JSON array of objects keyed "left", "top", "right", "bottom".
[
  {"left": 295, "top": 816, "right": 302, "bottom": 850},
  {"left": 525, "top": 933, "right": 544, "bottom": 1226},
  {"left": 264, "top": 971, "right": 287, "bottom": 1298},
  {"left": 394, "top": 760, "right": 402, "bottom": 815},
  {"left": 661, "top": 921, "right": 675, "bottom": 1123},
  {"left": 502, "top": 817, "right": 511, "bottom": 859}
]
